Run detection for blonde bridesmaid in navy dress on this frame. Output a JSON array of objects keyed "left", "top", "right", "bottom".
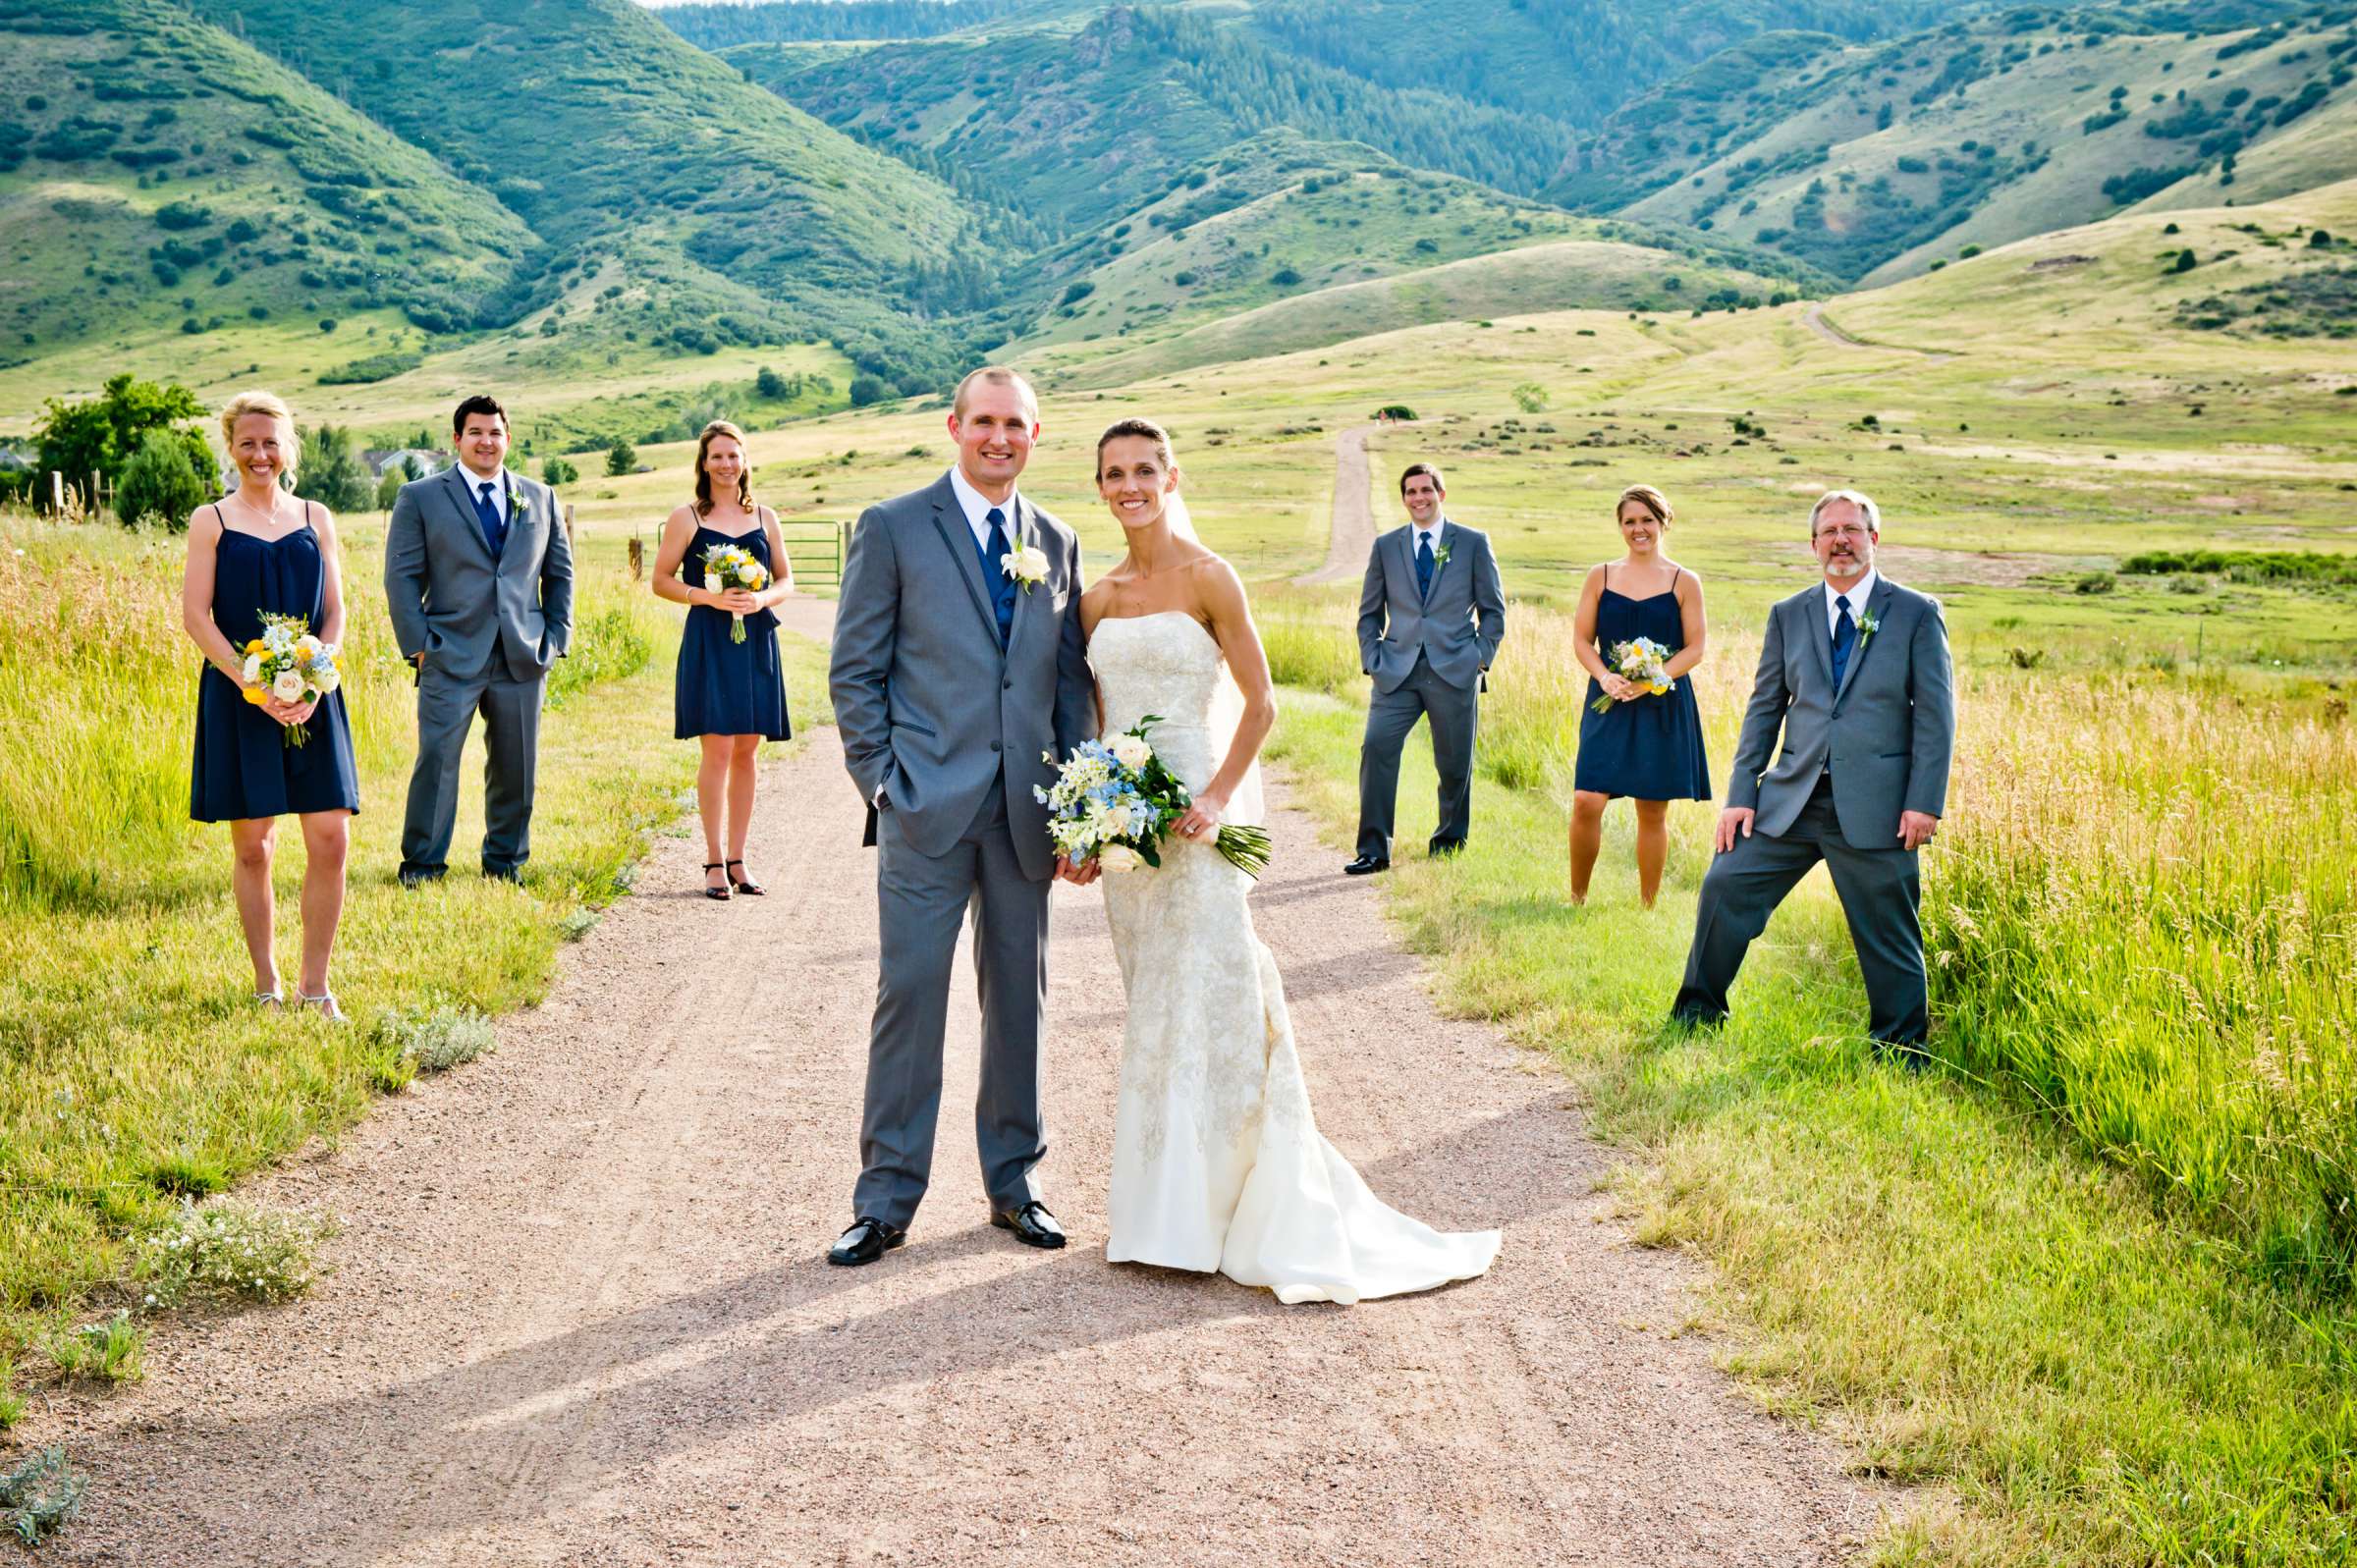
[
  {"left": 181, "top": 391, "right": 360, "bottom": 1019},
  {"left": 1568, "top": 484, "right": 1711, "bottom": 908},
  {"left": 651, "top": 420, "right": 793, "bottom": 900}
]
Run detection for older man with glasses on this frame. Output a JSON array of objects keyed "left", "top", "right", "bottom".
[{"left": 1671, "top": 490, "right": 1955, "bottom": 1061}]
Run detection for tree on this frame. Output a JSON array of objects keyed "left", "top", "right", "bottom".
[
  {"left": 848, "top": 375, "right": 890, "bottom": 408},
  {"left": 755, "top": 365, "right": 790, "bottom": 399},
  {"left": 32, "top": 372, "right": 207, "bottom": 511},
  {"left": 542, "top": 456, "right": 578, "bottom": 487},
  {"left": 115, "top": 426, "right": 211, "bottom": 532},
  {"left": 294, "top": 424, "right": 372, "bottom": 513},
  {"left": 2172, "top": 248, "right": 2197, "bottom": 273},
  {"left": 1511, "top": 382, "right": 1550, "bottom": 413},
  {"left": 605, "top": 438, "right": 636, "bottom": 477},
  {"left": 374, "top": 466, "right": 408, "bottom": 513}
]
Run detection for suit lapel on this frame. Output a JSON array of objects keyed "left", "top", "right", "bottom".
[
  {"left": 926, "top": 476, "right": 1002, "bottom": 650},
  {"left": 1426, "top": 519, "right": 1456, "bottom": 601},
  {"left": 1805, "top": 587, "right": 1835, "bottom": 692},
  {"left": 1003, "top": 498, "right": 1042, "bottom": 663},
  {"left": 442, "top": 466, "right": 497, "bottom": 565},
  {"left": 1388, "top": 527, "right": 1415, "bottom": 608},
  {"left": 1832, "top": 577, "right": 1896, "bottom": 707}
]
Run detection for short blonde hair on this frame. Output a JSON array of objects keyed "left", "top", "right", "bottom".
[
  {"left": 1809, "top": 488, "right": 1881, "bottom": 535},
  {"left": 219, "top": 391, "right": 298, "bottom": 479},
  {"left": 951, "top": 365, "right": 1039, "bottom": 421}
]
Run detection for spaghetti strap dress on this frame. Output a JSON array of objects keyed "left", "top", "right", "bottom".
[
  {"left": 190, "top": 502, "right": 361, "bottom": 822},
  {"left": 672, "top": 516, "right": 792, "bottom": 740},
  {"left": 1572, "top": 568, "right": 1712, "bottom": 801}
]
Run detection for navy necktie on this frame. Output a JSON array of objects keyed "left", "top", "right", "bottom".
[
  {"left": 1831, "top": 593, "right": 1857, "bottom": 690},
  {"left": 982, "top": 507, "right": 1016, "bottom": 647},
  {"left": 1415, "top": 532, "right": 1435, "bottom": 599},
  {"left": 471, "top": 480, "right": 507, "bottom": 559}
]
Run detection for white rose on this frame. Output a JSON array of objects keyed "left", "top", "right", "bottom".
[
  {"left": 1098, "top": 845, "right": 1143, "bottom": 873},
  {"left": 241, "top": 654, "right": 261, "bottom": 683},
  {"left": 704, "top": 574, "right": 723, "bottom": 592},
  {"left": 295, "top": 634, "right": 322, "bottom": 659},
  {"left": 312, "top": 666, "right": 341, "bottom": 694},
  {"left": 1015, "top": 546, "right": 1050, "bottom": 580},
  {"left": 270, "top": 671, "right": 305, "bottom": 701},
  {"left": 1110, "top": 734, "right": 1152, "bottom": 771}
]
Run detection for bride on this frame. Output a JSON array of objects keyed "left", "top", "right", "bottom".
[{"left": 1077, "top": 417, "right": 1500, "bottom": 1305}]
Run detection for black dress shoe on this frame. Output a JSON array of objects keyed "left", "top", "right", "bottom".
[
  {"left": 481, "top": 864, "right": 525, "bottom": 885},
  {"left": 1428, "top": 838, "right": 1466, "bottom": 858},
  {"left": 397, "top": 868, "right": 444, "bottom": 889},
  {"left": 991, "top": 1200, "right": 1066, "bottom": 1250},
  {"left": 826, "top": 1217, "right": 905, "bottom": 1267},
  {"left": 1343, "top": 855, "right": 1390, "bottom": 876}
]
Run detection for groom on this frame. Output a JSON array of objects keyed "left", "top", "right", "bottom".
[
  {"left": 825, "top": 366, "right": 1096, "bottom": 1266},
  {"left": 1672, "top": 490, "right": 1954, "bottom": 1055},
  {"left": 1347, "top": 461, "right": 1507, "bottom": 874},
  {"left": 385, "top": 395, "right": 573, "bottom": 886}
]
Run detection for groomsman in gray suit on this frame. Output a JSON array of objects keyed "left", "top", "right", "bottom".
[
  {"left": 825, "top": 367, "right": 1096, "bottom": 1267},
  {"left": 1672, "top": 490, "right": 1954, "bottom": 1055},
  {"left": 1347, "top": 462, "right": 1507, "bottom": 874},
  {"left": 385, "top": 395, "right": 573, "bottom": 886}
]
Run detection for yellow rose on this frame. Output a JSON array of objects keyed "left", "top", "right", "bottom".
[
  {"left": 243, "top": 685, "right": 268, "bottom": 706},
  {"left": 245, "top": 639, "right": 266, "bottom": 654}
]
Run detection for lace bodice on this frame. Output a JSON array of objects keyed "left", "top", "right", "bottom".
[{"left": 1089, "top": 612, "right": 1262, "bottom": 823}]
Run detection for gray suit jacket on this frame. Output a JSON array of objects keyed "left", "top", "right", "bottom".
[
  {"left": 1727, "top": 576, "right": 1954, "bottom": 849},
  {"left": 829, "top": 473, "right": 1095, "bottom": 882},
  {"left": 384, "top": 465, "right": 574, "bottom": 682},
  {"left": 1356, "top": 519, "right": 1506, "bottom": 693}
]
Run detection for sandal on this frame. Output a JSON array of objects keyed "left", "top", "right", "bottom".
[
  {"left": 703, "top": 862, "right": 732, "bottom": 901},
  {"left": 725, "top": 859, "right": 765, "bottom": 896},
  {"left": 255, "top": 989, "right": 285, "bottom": 1009},
  {"left": 296, "top": 991, "right": 348, "bottom": 1024}
]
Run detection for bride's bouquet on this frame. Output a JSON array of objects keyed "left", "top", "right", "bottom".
[
  {"left": 1591, "top": 636, "right": 1674, "bottom": 714},
  {"left": 1036, "top": 718, "right": 1273, "bottom": 879},
  {"left": 699, "top": 541, "right": 769, "bottom": 643},
  {"left": 240, "top": 612, "right": 342, "bottom": 747}
]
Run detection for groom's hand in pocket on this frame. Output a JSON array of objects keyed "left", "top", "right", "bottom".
[
  {"left": 1714, "top": 807, "right": 1755, "bottom": 854},
  {"left": 1897, "top": 810, "right": 1940, "bottom": 852}
]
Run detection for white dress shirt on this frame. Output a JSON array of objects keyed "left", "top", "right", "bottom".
[
  {"left": 458, "top": 462, "right": 510, "bottom": 522},
  {"left": 1410, "top": 517, "right": 1446, "bottom": 564},
  {"left": 948, "top": 465, "right": 1020, "bottom": 556},
  {"left": 1822, "top": 567, "right": 1878, "bottom": 640}
]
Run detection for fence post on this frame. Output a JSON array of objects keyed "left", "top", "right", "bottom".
[
  {"left": 563, "top": 503, "right": 576, "bottom": 545},
  {"left": 628, "top": 531, "right": 643, "bottom": 582},
  {"left": 48, "top": 471, "right": 63, "bottom": 514}
]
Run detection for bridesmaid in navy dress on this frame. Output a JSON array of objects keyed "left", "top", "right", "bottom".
[
  {"left": 652, "top": 420, "right": 793, "bottom": 900},
  {"left": 181, "top": 391, "right": 360, "bottom": 1018},
  {"left": 1569, "top": 484, "right": 1711, "bottom": 907}
]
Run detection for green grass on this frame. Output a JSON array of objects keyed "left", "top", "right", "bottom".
[
  {"left": 0, "top": 507, "right": 832, "bottom": 1392},
  {"left": 1254, "top": 591, "right": 2357, "bottom": 1563}
]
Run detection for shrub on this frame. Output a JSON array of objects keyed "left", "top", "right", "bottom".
[
  {"left": 1510, "top": 382, "right": 1550, "bottom": 413},
  {"left": 152, "top": 198, "right": 209, "bottom": 231},
  {"left": 2172, "top": 248, "right": 2198, "bottom": 273},
  {"left": 605, "top": 438, "right": 635, "bottom": 477},
  {"left": 0, "top": 1446, "right": 84, "bottom": 1544},
  {"left": 138, "top": 1200, "right": 329, "bottom": 1305},
  {"left": 372, "top": 1006, "right": 496, "bottom": 1073},
  {"left": 848, "top": 374, "right": 890, "bottom": 407},
  {"left": 1270, "top": 265, "right": 1303, "bottom": 286},
  {"left": 541, "top": 456, "right": 577, "bottom": 488},
  {"left": 115, "top": 426, "right": 210, "bottom": 532}
]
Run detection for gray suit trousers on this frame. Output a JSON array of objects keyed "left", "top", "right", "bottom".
[
  {"left": 400, "top": 663, "right": 545, "bottom": 878},
  {"left": 1355, "top": 652, "right": 1479, "bottom": 858},
  {"left": 857, "top": 783, "right": 1051, "bottom": 1228},
  {"left": 1673, "top": 778, "right": 1928, "bottom": 1045}
]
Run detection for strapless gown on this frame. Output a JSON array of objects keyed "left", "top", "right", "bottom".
[{"left": 1090, "top": 612, "right": 1500, "bottom": 1305}]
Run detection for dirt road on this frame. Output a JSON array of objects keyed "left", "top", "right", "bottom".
[
  {"left": 1294, "top": 423, "right": 1382, "bottom": 587},
  {"left": 39, "top": 729, "right": 1879, "bottom": 1566}
]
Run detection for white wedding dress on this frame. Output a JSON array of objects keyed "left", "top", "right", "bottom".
[{"left": 1090, "top": 612, "right": 1501, "bottom": 1305}]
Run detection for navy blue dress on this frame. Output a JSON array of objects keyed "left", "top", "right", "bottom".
[
  {"left": 190, "top": 504, "right": 361, "bottom": 823},
  {"left": 673, "top": 520, "right": 791, "bottom": 740},
  {"left": 1573, "top": 570, "right": 1712, "bottom": 801}
]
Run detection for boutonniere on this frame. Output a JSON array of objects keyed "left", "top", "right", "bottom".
[
  {"left": 1001, "top": 544, "right": 1050, "bottom": 593},
  {"left": 1432, "top": 542, "right": 1453, "bottom": 568},
  {"left": 1856, "top": 610, "right": 1882, "bottom": 647}
]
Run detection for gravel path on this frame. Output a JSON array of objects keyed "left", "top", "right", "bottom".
[
  {"left": 34, "top": 728, "right": 1881, "bottom": 1566},
  {"left": 1293, "top": 423, "right": 1382, "bottom": 586}
]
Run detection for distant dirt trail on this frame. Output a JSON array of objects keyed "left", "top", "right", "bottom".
[
  {"left": 1802, "top": 303, "right": 1869, "bottom": 349},
  {"left": 36, "top": 637, "right": 1884, "bottom": 1565},
  {"left": 1294, "top": 422, "right": 1382, "bottom": 586}
]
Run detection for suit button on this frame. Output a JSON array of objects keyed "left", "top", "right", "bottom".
[
  {"left": 1002, "top": 678, "right": 1012, "bottom": 690},
  {"left": 991, "top": 741, "right": 1001, "bottom": 752}
]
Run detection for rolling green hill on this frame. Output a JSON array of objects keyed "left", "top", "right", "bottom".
[
  {"left": 171, "top": 0, "right": 984, "bottom": 378},
  {"left": 1015, "top": 130, "right": 1827, "bottom": 364},
  {"left": 1549, "top": 6, "right": 2357, "bottom": 283},
  {"left": 726, "top": 5, "right": 1576, "bottom": 227},
  {"left": 0, "top": 0, "right": 534, "bottom": 366}
]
